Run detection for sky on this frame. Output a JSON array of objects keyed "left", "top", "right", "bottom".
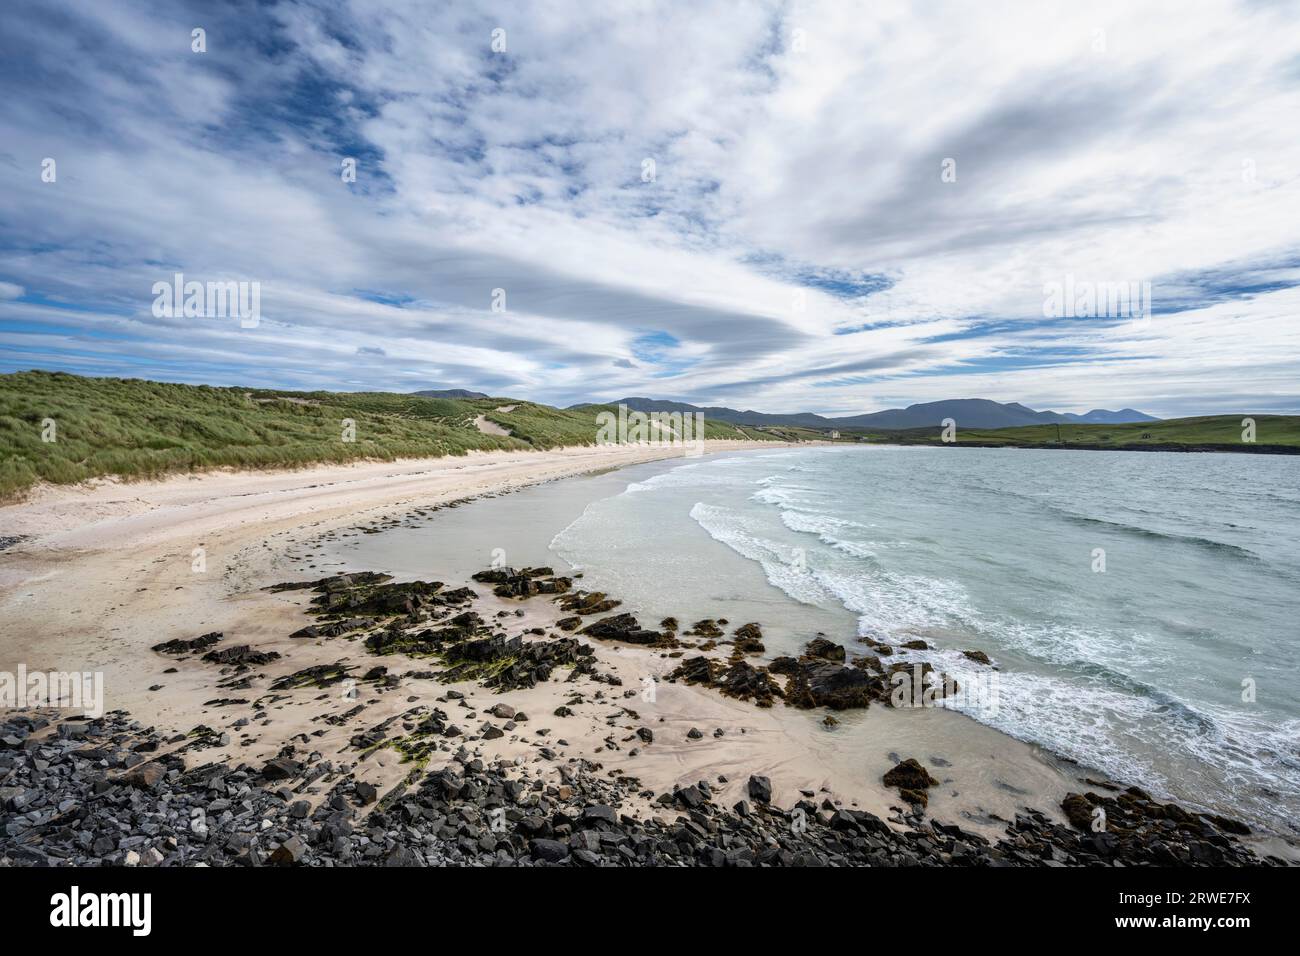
[{"left": 2, "top": 0, "right": 1299, "bottom": 418}]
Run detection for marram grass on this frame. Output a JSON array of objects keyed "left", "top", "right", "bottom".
[{"left": 0, "top": 371, "right": 773, "bottom": 500}]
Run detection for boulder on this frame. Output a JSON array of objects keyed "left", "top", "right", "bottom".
[
  {"left": 581, "top": 613, "right": 664, "bottom": 645},
  {"left": 882, "top": 758, "right": 939, "bottom": 790},
  {"left": 531, "top": 838, "right": 570, "bottom": 862},
  {"left": 116, "top": 762, "right": 167, "bottom": 791},
  {"left": 732, "top": 622, "right": 765, "bottom": 654},
  {"left": 786, "top": 661, "right": 877, "bottom": 710},
  {"left": 804, "top": 637, "right": 846, "bottom": 662},
  {"left": 1062, "top": 793, "right": 1096, "bottom": 831},
  {"left": 269, "top": 836, "right": 307, "bottom": 865}
]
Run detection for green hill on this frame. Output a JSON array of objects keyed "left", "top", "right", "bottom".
[
  {"left": 843, "top": 415, "right": 1300, "bottom": 451},
  {"left": 0, "top": 371, "right": 776, "bottom": 499}
]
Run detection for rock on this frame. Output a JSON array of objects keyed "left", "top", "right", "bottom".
[
  {"left": 882, "top": 758, "right": 939, "bottom": 790},
  {"left": 270, "top": 662, "right": 354, "bottom": 690},
  {"left": 899, "top": 788, "right": 928, "bottom": 808},
  {"left": 732, "top": 622, "right": 765, "bottom": 654},
  {"left": 636, "top": 727, "right": 654, "bottom": 744},
  {"left": 1204, "top": 813, "right": 1251, "bottom": 837},
  {"left": 488, "top": 703, "right": 516, "bottom": 719},
  {"left": 674, "top": 785, "right": 706, "bottom": 809},
  {"left": 151, "top": 631, "right": 223, "bottom": 654},
  {"left": 261, "top": 757, "right": 303, "bottom": 781},
  {"left": 747, "top": 775, "right": 772, "bottom": 804},
  {"left": 531, "top": 838, "right": 570, "bottom": 862},
  {"left": 581, "top": 805, "right": 618, "bottom": 827},
  {"left": 355, "top": 781, "right": 378, "bottom": 805},
  {"left": 557, "top": 591, "right": 620, "bottom": 616},
  {"left": 668, "top": 656, "right": 720, "bottom": 685},
  {"left": 1062, "top": 793, "right": 1096, "bottom": 831},
  {"left": 116, "top": 762, "right": 167, "bottom": 791},
  {"left": 270, "top": 836, "right": 307, "bottom": 865},
  {"left": 962, "top": 649, "right": 991, "bottom": 665},
  {"left": 804, "top": 637, "right": 846, "bottom": 662},
  {"left": 385, "top": 845, "right": 420, "bottom": 866},
  {"left": 715, "top": 661, "right": 783, "bottom": 706},
  {"left": 786, "top": 661, "right": 878, "bottom": 710},
  {"left": 581, "top": 613, "right": 665, "bottom": 645},
  {"left": 203, "top": 644, "right": 281, "bottom": 667},
  {"left": 686, "top": 727, "right": 703, "bottom": 740}
]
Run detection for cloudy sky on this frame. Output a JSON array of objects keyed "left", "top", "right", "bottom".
[{"left": 2, "top": 0, "right": 1299, "bottom": 417}]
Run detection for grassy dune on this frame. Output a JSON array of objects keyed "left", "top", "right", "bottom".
[
  {"left": 0, "top": 371, "right": 774, "bottom": 499},
  {"left": 845, "top": 415, "right": 1300, "bottom": 450}
]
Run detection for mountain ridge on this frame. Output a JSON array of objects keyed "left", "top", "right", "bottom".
[{"left": 566, "top": 397, "right": 1159, "bottom": 430}]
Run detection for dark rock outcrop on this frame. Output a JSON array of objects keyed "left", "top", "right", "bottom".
[
  {"left": 581, "top": 613, "right": 666, "bottom": 646},
  {"left": 804, "top": 637, "right": 846, "bottom": 662},
  {"left": 883, "top": 758, "right": 940, "bottom": 790}
]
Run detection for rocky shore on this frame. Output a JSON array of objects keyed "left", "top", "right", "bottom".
[{"left": 1, "top": 569, "right": 1287, "bottom": 867}]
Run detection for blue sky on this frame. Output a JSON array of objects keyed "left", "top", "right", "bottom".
[{"left": 2, "top": 0, "right": 1299, "bottom": 417}]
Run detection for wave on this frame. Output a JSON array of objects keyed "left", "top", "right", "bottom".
[
  {"left": 688, "top": 502, "right": 834, "bottom": 606},
  {"left": 691, "top": 499, "right": 975, "bottom": 637},
  {"left": 943, "top": 666, "right": 1300, "bottom": 829},
  {"left": 961, "top": 480, "right": 1263, "bottom": 560},
  {"left": 1057, "top": 512, "right": 1261, "bottom": 559},
  {"left": 623, "top": 463, "right": 752, "bottom": 495}
]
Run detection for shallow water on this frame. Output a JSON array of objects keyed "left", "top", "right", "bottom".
[{"left": 315, "top": 445, "right": 1300, "bottom": 833}]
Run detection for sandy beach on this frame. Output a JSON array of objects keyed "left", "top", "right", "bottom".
[{"left": 1, "top": 441, "right": 1291, "bottom": 866}]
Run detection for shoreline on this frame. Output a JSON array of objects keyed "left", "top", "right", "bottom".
[
  {"left": 863, "top": 440, "right": 1300, "bottom": 456},
  {"left": 0, "top": 442, "right": 1293, "bottom": 866}
]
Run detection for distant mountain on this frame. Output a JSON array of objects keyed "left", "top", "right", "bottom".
[
  {"left": 578, "top": 397, "right": 1158, "bottom": 430},
  {"left": 575, "top": 397, "right": 829, "bottom": 428},
  {"left": 414, "top": 388, "right": 490, "bottom": 400},
  {"left": 834, "top": 399, "right": 1159, "bottom": 429},
  {"left": 1065, "top": 408, "right": 1157, "bottom": 424}
]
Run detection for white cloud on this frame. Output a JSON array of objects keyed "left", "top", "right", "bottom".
[{"left": 0, "top": 0, "right": 1298, "bottom": 417}]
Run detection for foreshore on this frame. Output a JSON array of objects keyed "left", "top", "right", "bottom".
[{"left": 0, "top": 442, "right": 1292, "bottom": 866}]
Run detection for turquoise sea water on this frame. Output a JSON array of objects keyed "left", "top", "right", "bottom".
[{"left": 547, "top": 446, "right": 1300, "bottom": 832}]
